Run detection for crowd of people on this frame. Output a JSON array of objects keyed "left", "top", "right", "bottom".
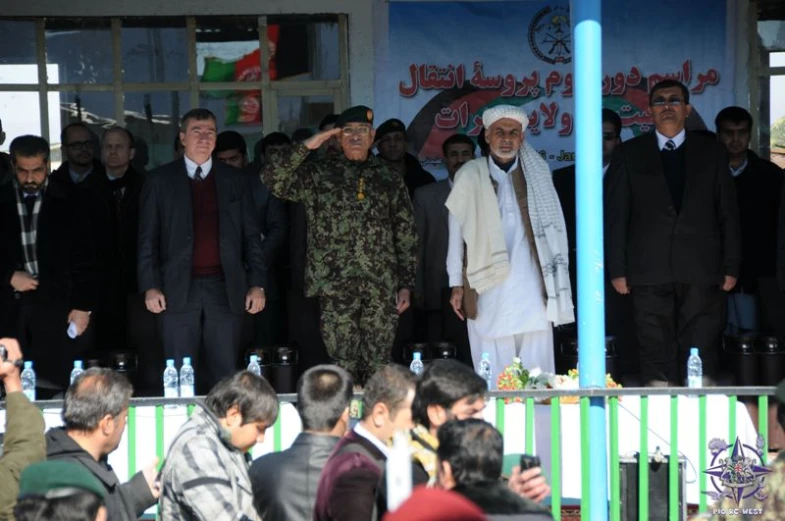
[
  {"left": 2, "top": 78, "right": 782, "bottom": 396},
  {"left": 0, "top": 336, "right": 556, "bottom": 521},
  {"left": 3, "top": 335, "right": 785, "bottom": 521}
]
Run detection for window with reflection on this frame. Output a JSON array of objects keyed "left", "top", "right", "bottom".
[
  {"left": 758, "top": 18, "right": 785, "bottom": 164},
  {"left": 123, "top": 90, "right": 189, "bottom": 170},
  {"left": 268, "top": 15, "right": 340, "bottom": 82},
  {"left": 0, "top": 91, "right": 45, "bottom": 154},
  {"left": 122, "top": 18, "right": 188, "bottom": 83},
  {"left": 277, "top": 95, "right": 334, "bottom": 136},
  {"left": 45, "top": 19, "right": 113, "bottom": 84},
  {"left": 200, "top": 90, "right": 262, "bottom": 148},
  {"left": 0, "top": 20, "right": 37, "bottom": 85}
]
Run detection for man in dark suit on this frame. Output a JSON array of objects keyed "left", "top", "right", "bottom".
[
  {"left": 715, "top": 107, "right": 784, "bottom": 337},
  {"left": 137, "top": 108, "right": 267, "bottom": 392},
  {"left": 215, "top": 131, "right": 288, "bottom": 349},
  {"left": 313, "top": 365, "right": 416, "bottom": 521},
  {"left": 51, "top": 123, "right": 104, "bottom": 188},
  {"left": 606, "top": 79, "right": 741, "bottom": 386},
  {"left": 85, "top": 127, "right": 160, "bottom": 392},
  {"left": 250, "top": 365, "right": 352, "bottom": 521},
  {"left": 413, "top": 134, "right": 474, "bottom": 365},
  {"left": 553, "top": 109, "right": 640, "bottom": 377},
  {"left": 0, "top": 135, "right": 95, "bottom": 394}
]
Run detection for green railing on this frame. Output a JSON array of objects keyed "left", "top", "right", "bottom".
[{"left": 17, "top": 386, "right": 776, "bottom": 520}]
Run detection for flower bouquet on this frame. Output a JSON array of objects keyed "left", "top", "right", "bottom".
[
  {"left": 496, "top": 357, "right": 530, "bottom": 403},
  {"left": 496, "top": 361, "right": 622, "bottom": 404}
]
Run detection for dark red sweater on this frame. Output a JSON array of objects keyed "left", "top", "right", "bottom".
[{"left": 190, "top": 173, "right": 222, "bottom": 276}]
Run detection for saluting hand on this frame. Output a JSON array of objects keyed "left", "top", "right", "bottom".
[{"left": 303, "top": 128, "right": 342, "bottom": 151}]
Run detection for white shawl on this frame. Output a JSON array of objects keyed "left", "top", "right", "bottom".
[{"left": 445, "top": 141, "right": 574, "bottom": 326}]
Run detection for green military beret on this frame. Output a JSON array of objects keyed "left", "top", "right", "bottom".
[
  {"left": 375, "top": 118, "right": 407, "bottom": 142},
  {"left": 336, "top": 105, "right": 374, "bottom": 127},
  {"left": 18, "top": 461, "right": 106, "bottom": 500}
]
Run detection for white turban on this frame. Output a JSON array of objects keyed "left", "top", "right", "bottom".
[{"left": 482, "top": 105, "right": 529, "bottom": 131}]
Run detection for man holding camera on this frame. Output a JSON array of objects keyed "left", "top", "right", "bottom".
[
  {"left": 436, "top": 419, "right": 553, "bottom": 520},
  {"left": 0, "top": 338, "right": 46, "bottom": 518}
]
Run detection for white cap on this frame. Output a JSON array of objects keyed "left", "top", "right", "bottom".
[
  {"left": 482, "top": 105, "right": 529, "bottom": 131},
  {"left": 250, "top": 355, "right": 258, "bottom": 363},
  {"left": 183, "top": 357, "right": 191, "bottom": 365},
  {"left": 74, "top": 360, "right": 83, "bottom": 369},
  {"left": 413, "top": 352, "right": 422, "bottom": 360}
]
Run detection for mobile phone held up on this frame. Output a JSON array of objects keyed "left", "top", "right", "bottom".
[{"left": 519, "top": 454, "right": 541, "bottom": 471}]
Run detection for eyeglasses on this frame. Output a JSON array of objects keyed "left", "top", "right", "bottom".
[
  {"left": 651, "top": 96, "right": 685, "bottom": 107},
  {"left": 602, "top": 133, "right": 618, "bottom": 141},
  {"left": 66, "top": 140, "right": 94, "bottom": 150},
  {"left": 341, "top": 126, "right": 371, "bottom": 136}
]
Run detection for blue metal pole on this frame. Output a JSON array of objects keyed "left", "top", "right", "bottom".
[{"left": 571, "top": 0, "right": 608, "bottom": 520}]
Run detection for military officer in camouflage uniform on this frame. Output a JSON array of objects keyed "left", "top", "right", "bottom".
[
  {"left": 695, "top": 380, "right": 785, "bottom": 520},
  {"left": 262, "top": 106, "right": 417, "bottom": 385}
]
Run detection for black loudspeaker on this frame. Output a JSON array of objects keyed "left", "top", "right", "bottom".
[{"left": 619, "top": 453, "right": 686, "bottom": 521}]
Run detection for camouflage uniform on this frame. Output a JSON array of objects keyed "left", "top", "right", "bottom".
[
  {"left": 695, "top": 451, "right": 785, "bottom": 521},
  {"left": 262, "top": 143, "right": 417, "bottom": 383}
]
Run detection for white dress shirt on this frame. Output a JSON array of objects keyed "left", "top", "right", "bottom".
[
  {"left": 184, "top": 155, "right": 213, "bottom": 179},
  {"left": 655, "top": 129, "right": 686, "bottom": 151},
  {"left": 353, "top": 422, "right": 390, "bottom": 458}
]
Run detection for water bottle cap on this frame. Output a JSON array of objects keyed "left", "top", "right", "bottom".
[
  {"left": 166, "top": 359, "right": 175, "bottom": 367},
  {"left": 74, "top": 360, "right": 83, "bottom": 369},
  {"left": 413, "top": 352, "right": 421, "bottom": 361},
  {"left": 24, "top": 361, "right": 32, "bottom": 369},
  {"left": 482, "top": 353, "right": 490, "bottom": 360},
  {"left": 183, "top": 357, "right": 191, "bottom": 365},
  {"left": 250, "top": 355, "right": 258, "bottom": 363},
  {"left": 690, "top": 347, "right": 698, "bottom": 356}
]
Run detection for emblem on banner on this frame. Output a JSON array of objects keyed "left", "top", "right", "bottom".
[
  {"left": 528, "top": 6, "right": 572, "bottom": 65},
  {"left": 703, "top": 436, "right": 771, "bottom": 505}
]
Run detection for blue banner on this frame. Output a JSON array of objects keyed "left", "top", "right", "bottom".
[{"left": 375, "top": 0, "right": 734, "bottom": 176}]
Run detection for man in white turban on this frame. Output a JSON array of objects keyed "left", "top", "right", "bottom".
[{"left": 445, "top": 104, "right": 574, "bottom": 380}]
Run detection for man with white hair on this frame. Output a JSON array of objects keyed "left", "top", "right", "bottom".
[{"left": 446, "top": 105, "right": 573, "bottom": 378}]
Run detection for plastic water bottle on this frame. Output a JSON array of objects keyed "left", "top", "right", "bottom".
[
  {"left": 687, "top": 347, "right": 703, "bottom": 389},
  {"left": 478, "top": 353, "right": 493, "bottom": 391},
  {"left": 70, "top": 360, "right": 84, "bottom": 385},
  {"left": 409, "top": 352, "right": 424, "bottom": 376},
  {"left": 247, "top": 355, "right": 261, "bottom": 376},
  {"left": 163, "top": 359, "right": 179, "bottom": 398},
  {"left": 21, "top": 361, "right": 36, "bottom": 402},
  {"left": 179, "top": 357, "right": 195, "bottom": 398}
]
